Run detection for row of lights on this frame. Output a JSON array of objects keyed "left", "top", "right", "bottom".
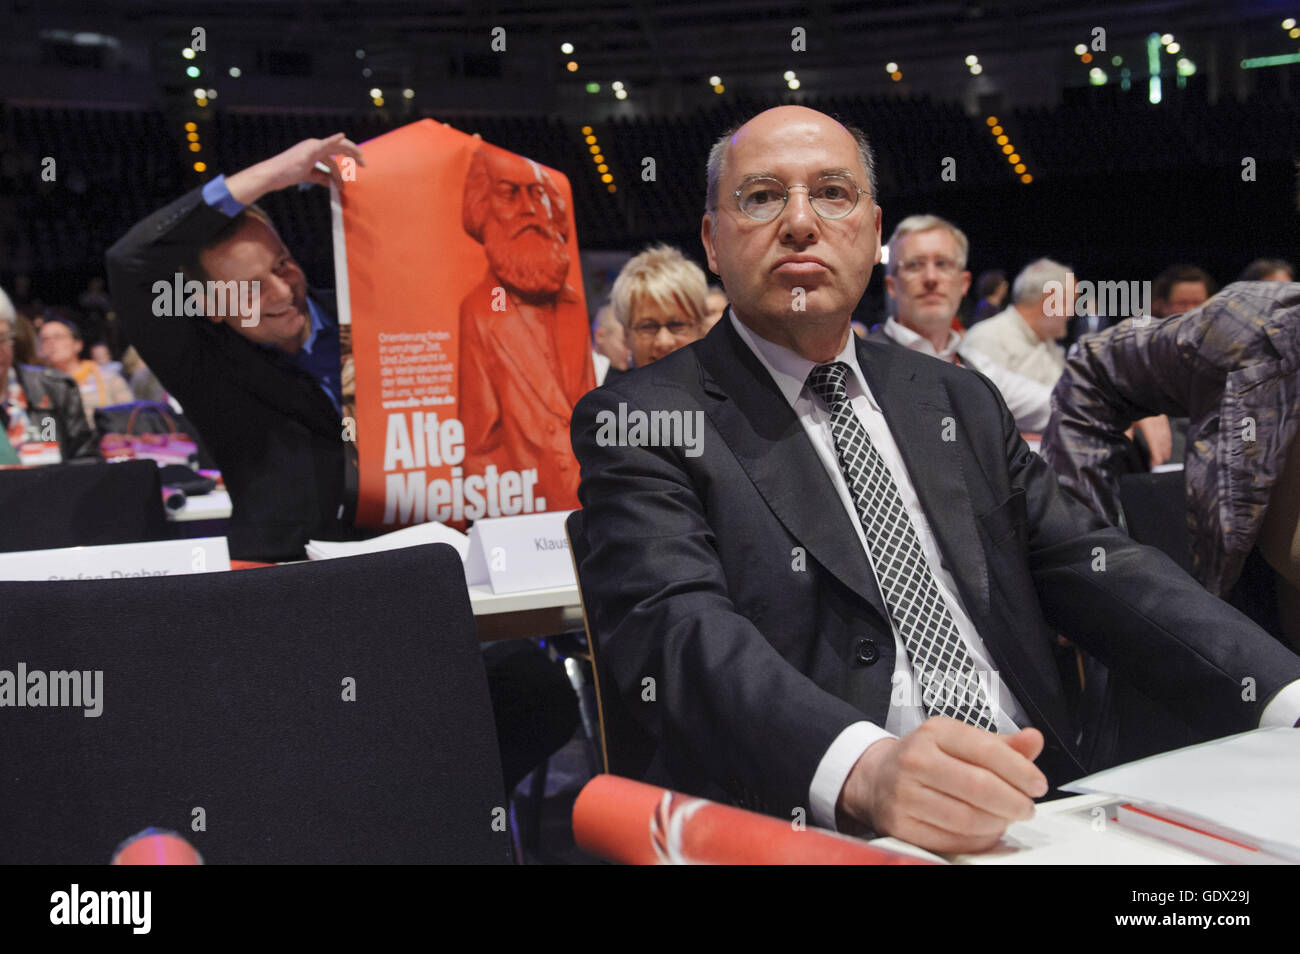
[
  {"left": 185, "top": 120, "right": 206, "bottom": 174},
  {"left": 1283, "top": 17, "right": 1300, "bottom": 39},
  {"left": 885, "top": 62, "right": 902, "bottom": 82},
  {"left": 985, "top": 116, "right": 1032, "bottom": 184},
  {"left": 784, "top": 70, "right": 800, "bottom": 90},
  {"left": 964, "top": 54, "right": 982, "bottom": 76},
  {"left": 581, "top": 125, "right": 617, "bottom": 193}
]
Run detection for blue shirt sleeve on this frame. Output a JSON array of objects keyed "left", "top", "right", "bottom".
[{"left": 201, "top": 175, "right": 245, "bottom": 217}]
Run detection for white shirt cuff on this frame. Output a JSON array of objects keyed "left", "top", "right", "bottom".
[
  {"left": 1260, "top": 679, "right": 1300, "bottom": 728},
  {"left": 809, "top": 721, "right": 895, "bottom": 831}
]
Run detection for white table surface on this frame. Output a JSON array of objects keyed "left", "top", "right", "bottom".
[
  {"left": 467, "top": 582, "right": 582, "bottom": 616},
  {"left": 870, "top": 793, "right": 1213, "bottom": 865}
]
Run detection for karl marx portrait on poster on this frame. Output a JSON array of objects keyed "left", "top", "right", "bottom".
[{"left": 457, "top": 141, "right": 594, "bottom": 512}]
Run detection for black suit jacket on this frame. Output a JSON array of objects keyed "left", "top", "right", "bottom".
[
  {"left": 571, "top": 314, "right": 1300, "bottom": 820},
  {"left": 106, "top": 187, "right": 353, "bottom": 561}
]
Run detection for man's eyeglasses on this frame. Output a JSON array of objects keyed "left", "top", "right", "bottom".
[
  {"left": 632, "top": 320, "right": 696, "bottom": 339},
  {"left": 897, "top": 258, "right": 962, "bottom": 277},
  {"left": 734, "top": 175, "right": 868, "bottom": 222}
]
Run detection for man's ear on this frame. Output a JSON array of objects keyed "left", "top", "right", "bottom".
[
  {"left": 884, "top": 273, "right": 897, "bottom": 300},
  {"left": 873, "top": 205, "right": 883, "bottom": 265},
  {"left": 701, "top": 213, "right": 720, "bottom": 276},
  {"left": 959, "top": 270, "right": 972, "bottom": 299}
]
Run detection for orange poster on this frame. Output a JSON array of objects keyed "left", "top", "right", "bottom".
[{"left": 332, "top": 119, "right": 594, "bottom": 529}]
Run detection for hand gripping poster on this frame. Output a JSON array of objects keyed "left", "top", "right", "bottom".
[{"left": 331, "top": 119, "right": 595, "bottom": 529}]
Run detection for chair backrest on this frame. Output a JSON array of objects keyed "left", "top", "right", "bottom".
[
  {"left": 0, "top": 460, "right": 168, "bottom": 553},
  {"left": 1117, "top": 470, "right": 1194, "bottom": 574},
  {"left": 0, "top": 543, "right": 511, "bottom": 863},
  {"left": 565, "top": 510, "right": 656, "bottom": 779}
]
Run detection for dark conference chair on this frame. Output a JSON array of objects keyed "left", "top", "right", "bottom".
[
  {"left": 565, "top": 510, "right": 656, "bottom": 779},
  {"left": 0, "top": 543, "right": 512, "bottom": 864},
  {"left": 0, "top": 459, "right": 168, "bottom": 552}
]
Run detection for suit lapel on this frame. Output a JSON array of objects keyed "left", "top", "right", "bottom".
[
  {"left": 855, "top": 336, "right": 992, "bottom": 620},
  {"left": 696, "top": 319, "right": 889, "bottom": 623}
]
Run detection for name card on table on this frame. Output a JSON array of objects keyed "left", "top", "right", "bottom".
[
  {"left": 465, "top": 511, "right": 575, "bottom": 594},
  {"left": 0, "top": 537, "right": 231, "bottom": 581}
]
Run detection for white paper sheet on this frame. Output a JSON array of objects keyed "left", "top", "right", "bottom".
[{"left": 1064, "top": 727, "right": 1300, "bottom": 861}]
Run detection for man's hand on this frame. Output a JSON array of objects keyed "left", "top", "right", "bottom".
[
  {"left": 225, "top": 133, "right": 365, "bottom": 206},
  {"left": 836, "top": 718, "right": 1048, "bottom": 854},
  {"left": 1134, "top": 414, "right": 1173, "bottom": 469}
]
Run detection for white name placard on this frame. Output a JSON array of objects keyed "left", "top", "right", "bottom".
[
  {"left": 0, "top": 537, "right": 231, "bottom": 581},
  {"left": 465, "top": 511, "right": 576, "bottom": 594}
]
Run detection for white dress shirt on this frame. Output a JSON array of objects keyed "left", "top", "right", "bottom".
[
  {"left": 730, "top": 313, "right": 1300, "bottom": 831},
  {"left": 880, "top": 317, "right": 1054, "bottom": 433}
]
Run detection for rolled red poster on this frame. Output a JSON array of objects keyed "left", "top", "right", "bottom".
[
  {"left": 111, "top": 828, "right": 203, "bottom": 865},
  {"left": 572, "top": 774, "right": 934, "bottom": 865}
]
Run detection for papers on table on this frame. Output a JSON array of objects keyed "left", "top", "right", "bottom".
[
  {"left": 306, "top": 520, "right": 470, "bottom": 562},
  {"left": 1064, "top": 727, "right": 1300, "bottom": 863}
]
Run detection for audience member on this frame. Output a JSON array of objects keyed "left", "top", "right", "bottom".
[
  {"left": 0, "top": 288, "right": 97, "bottom": 463},
  {"left": 37, "top": 317, "right": 131, "bottom": 425},
  {"left": 610, "top": 244, "right": 706, "bottom": 369},
  {"left": 1239, "top": 258, "right": 1295, "bottom": 283},
  {"left": 9, "top": 310, "right": 38, "bottom": 366},
  {"left": 1043, "top": 281, "right": 1300, "bottom": 647},
  {"left": 591, "top": 303, "right": 629, "bottom": 385},
  {"left": 961, "top": 258, "right": 1069, "bottom": 388},
  {"left": 107, "top": 134, "right": 361, "bottom": 562},
  {"left": 968, "top": 269, "right": 1007, "bottom": 326},
  {"left": 1152, "top": 263, "right": 1216, "bottom": 317},
  {"left": 874, "top": 214, "right": 1052, "bottom": 432},
  {"left": 572, "top": 105, "right": 1300, "bottom": 854},
  {"left": 91, "top": 341, "right": 123, "bottom": 378}
]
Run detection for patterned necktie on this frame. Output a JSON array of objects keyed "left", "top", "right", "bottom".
[{"left": 806, "top": 362, "right": 996, "bottom": 730}]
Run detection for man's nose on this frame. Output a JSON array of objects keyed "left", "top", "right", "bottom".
[
  {"left": 778, "top": 187, "right": 819, "bottom": 244},
  {"left": 263, "top": 272, "right": 294, "bottom": 304},
  {"left": 653, "top": 326, "right": 676, "bottom": 350}
]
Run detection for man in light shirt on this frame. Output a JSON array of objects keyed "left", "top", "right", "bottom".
[
  {"left": 571, "top": 105, "right": 1300, "bottom": 854},
  {"left": 875, "top": 215, "right": 1052, "bottom": 433},
  {"left": 962, "top": 258, "right": 1070, "bottom": 389}
]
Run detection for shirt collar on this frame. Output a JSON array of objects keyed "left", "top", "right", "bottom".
[
  {"left": 728, "top": 309, "right": 880, "bottom": 411},
  {"left": 882, "top": 316, "right": 960, "bottom": 361},
  {"left": 300, "top": 297, "right": 327, "bottom": 356}
]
